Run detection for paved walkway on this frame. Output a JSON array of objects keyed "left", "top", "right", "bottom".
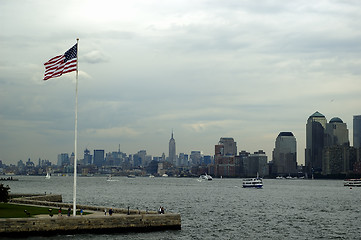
[{"left": 35, "top": 209, "right": 126, "bottom": 218}]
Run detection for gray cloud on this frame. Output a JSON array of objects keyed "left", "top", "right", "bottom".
[
  {"left": 0, "top": 0, "right": 360, "bottom": 165},
  {"left": 81, "top": 50, "right": 109, "bottom": 64}
]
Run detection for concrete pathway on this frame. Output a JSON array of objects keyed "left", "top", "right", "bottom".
[{"left": 35, "top": 210, "right": 125, "bottom": 218}]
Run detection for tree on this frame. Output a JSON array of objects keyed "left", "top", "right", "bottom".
[{"left": 0, "top": 183, "right": 10, "bottom": 202}]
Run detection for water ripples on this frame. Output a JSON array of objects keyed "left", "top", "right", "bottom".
[{"left": 6, "top": 176, "right": 361, "bottom": 239}]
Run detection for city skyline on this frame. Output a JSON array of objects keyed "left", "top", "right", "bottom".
[
  {"left": 1, "top": 1, "right": 361, "bottom": 165},
  {"left": 2, "top": 110, "right": 358, "bottom": 168}
]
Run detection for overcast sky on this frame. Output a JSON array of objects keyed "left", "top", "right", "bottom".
[{"left": 1, "top": 0, "right": 361, "bottom": 165}]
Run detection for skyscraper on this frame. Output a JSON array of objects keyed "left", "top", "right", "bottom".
[
  {"left": 305, "top": 111, "right": 327, "bottom": 175},
  {"left": 246, "top": 150, "right": 268, "bottom": 177},
  {"left": 325, "top": 117, "right": 349, "bottom": 147},
  {"left": 214, "top": 137, "right": 239, "bottom": 177},
  {"left": 57, "top": 153, "right": 69, "bottom": 166},
  {"left": 272, "top": 132, "right": 297, "bottom": 176},
  {"left": 322, "top": 117, "right": 350, "bottom": 175},
  {"left": 218, "top": 137, "right": 237, "bottom": 156},
  {"left": 190, "top": 151, "right": 202, "bottom": 166},
  {"left": 93, "top": 150, "right": 105, "bottom": 167},
  {"left": 169, "top": 131, "right": 176, "bottom": 165},
  {"left": 83, "top": 148, "right": 92, "bottom": 165},
  {"left": 69, "top": 152, "right": 75, "bottom": 165},
  {"left": 354, "top": 115, "right": 361, "bottom": 148}
]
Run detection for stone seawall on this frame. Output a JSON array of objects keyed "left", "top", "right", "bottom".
[
  {"left": 2, "top": 194, "right": 181, "bottom": 236},
  {"left": 0, "top": 213, "right": 181, "bottom": 237}
]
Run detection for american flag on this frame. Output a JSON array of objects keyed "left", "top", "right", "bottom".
[{"left": 43, "top": 43, "right": 77, "bottom": 81}]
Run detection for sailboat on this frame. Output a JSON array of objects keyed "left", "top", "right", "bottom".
[
  {"left": 107, "top": 175, "right": 119, "bottom": 182},
  {"left": 45, "top": 172, "right": 51, "bottom": 179}
]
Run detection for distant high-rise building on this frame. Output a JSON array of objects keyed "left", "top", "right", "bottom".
[
  {"left": 69, "top": 152, "right": 75, "bottom": 165},
  {"left": 133, "top": 150, "right": 147, "bottom": 167},
  {"left": 322, "top": 145, "right": 349, "bottom": 175},
  {"left": 57, "top": 153, "right": 69, "bottom": 166},
  {"left": 272, "top": 132, "right": 297, "bottom": 176},
  {"left": 93, "top": 150, "right": 105, "bottom": 167},
  {"left": 305, "top": 111, "right": 327, "bottom": 175},
  {"left": 325, "top": 117, "right": 349, "bottom": 147},
  {"left": 322, "top": 117, "right": 350, "bottom": 175},
  {"left": 218, "top": 138, "right": 237, "bottom": 156},
  {"left": 178, "top": 153, "right": 189, "bottom": 166},
  {"left": 190, "top": 151, "right": 202, "bottom": 166},
  {"left": 83, "top": 148, "right": 92, "bottom": 165},
  {"left": 243, "top": 150, "right": 268, "bottom": 177},
  {"left": 169, "top": 131, "right": 176, "bottom": 165},
  {"left": 202, "top": 155, "right": 212, "bottom": 165},
  {"left": 105, "top": 150, "right": 123, "bottom": 166},
  {"left": 354, "top": 115, "right": 361, "bottom": 148},
  {"left": 214, "top": 137, "right": 240, "bottom": 177}
]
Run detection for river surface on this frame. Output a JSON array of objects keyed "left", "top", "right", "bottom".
[{"left": 4, "top": 176, "right": 361, "bottom": 239}]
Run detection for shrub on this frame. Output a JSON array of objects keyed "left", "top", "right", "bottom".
[{"left": 0, "top": 183, "right": 10, "bottom": 203}]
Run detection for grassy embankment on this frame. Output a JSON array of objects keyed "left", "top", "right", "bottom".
[{"left": 0, "top": 203, "right": 89, "bottom": 218}]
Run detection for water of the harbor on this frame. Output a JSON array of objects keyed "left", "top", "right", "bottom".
[{"left": 3, "top": 176, "right": 361, "bottom": 239}]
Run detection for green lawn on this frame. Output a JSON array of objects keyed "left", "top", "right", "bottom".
[{"left": 0, "top": 203, "right": 89, "bottom": 218}]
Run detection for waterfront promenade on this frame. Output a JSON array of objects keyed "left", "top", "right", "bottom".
[{"left": 0, "top": 194, "right": 181, "bottom": 237}]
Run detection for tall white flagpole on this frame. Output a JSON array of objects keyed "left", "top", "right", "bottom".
[{"left": 73, "top": 38, "right": 79, "bottom": 216}]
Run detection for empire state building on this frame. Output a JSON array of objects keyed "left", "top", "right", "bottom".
[{"left": 169, "top": 131, "right": 176, "bottom": 165}]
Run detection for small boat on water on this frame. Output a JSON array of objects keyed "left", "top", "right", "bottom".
[
  {"left": 243, "top": 173, "right": 263, "bottom": 188},
  {"left": 344, "top": 178, "right": 361, "bottom": 187},
  {"left": 0, "top": 177, "right": 19, "bottom": 181},
  {"left": 45, "top": 172, "right": 51, "bottom": 179},
  {"left": 107, "top": 175, "right": 119, "bottom": 182},
  {"left": 199, "top": 173, "right": 213, "bottom": 181}
]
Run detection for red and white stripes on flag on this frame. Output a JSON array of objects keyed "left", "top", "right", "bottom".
[{"left": 43, "top": 43, "right": 77, "bottom": 81}]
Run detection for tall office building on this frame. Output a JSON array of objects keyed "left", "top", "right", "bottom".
[
  {"left": 69, "top": 152, "right": 75, "bottom": 165},
  {"left": 325, "top": 117, "right": 349, "bottom": 147},
  {"left": 272, "top": 132, "right": 297, "bottom": 176},
  {"left": 57, "top": 153, "right": 69, "bottom": 166},
  {"left": 169, "top": 131, "right": 176, "bottom": 165},
  {"left": 93, "top": 149, "right": 105, "bottom": 167},
  {"left": 305, "top": 111, "right": 327, "bottom": 175},
  {"left": 178, "top": 153, "right": 189, "bottom": 166},
  {"left": 83, "top": 148, "right": 92, "bottom": 165},
  {"left": 133, "top": 150, "right": 147, "bottom": 167},
  {"left": 218, "top": 137, "right": 237, "bottom": 156},
  {"left": 190, "top": 151, "right": 202, "bottom": 165},
  {"left": 244, "top": 150, "right": 268, "bottom": 177},
  {"left": 354, "top": 115, "right": 361, "bottom": 148},
  {"left": 214, "top": 137, "right": 240, "bottom": 177},
  {"left": 322, "top": 117, "right": 350, "bottom": 175}
]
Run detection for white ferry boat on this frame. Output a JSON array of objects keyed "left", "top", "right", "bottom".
[
  {"left": 344, "top": 178, "right": 361, "bottom": 187},
  {"left": 242, "top": 177, "right": 263, "bottom": 188}
]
